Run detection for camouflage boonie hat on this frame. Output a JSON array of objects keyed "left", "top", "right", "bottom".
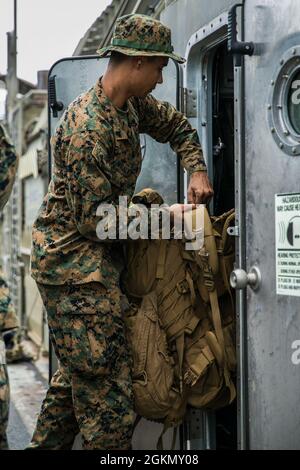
[{"left": 96, "top": 14, "right": 185, "bottom": 64}]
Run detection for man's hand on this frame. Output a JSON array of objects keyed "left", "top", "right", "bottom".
[{"left": 187, "top": 171, "right": 214, "bottom": 204}]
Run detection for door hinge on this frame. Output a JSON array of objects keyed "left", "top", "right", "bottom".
[
  {"left": 48, "top": 75, "right": 64, "bottom": 117},
  {"left": 180, "top": 87, "right": 197, "bottom": 117},
  {"left": 227, "top": 225, "right": 239, "bottom": 237}
]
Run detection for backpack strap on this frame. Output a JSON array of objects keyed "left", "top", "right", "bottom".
[
  {"left": 157, "top": 424, "right": 178, "bottom": 450},
  {"left": 218, "top": 210, "right": 235, "bottom": 305},
  {"left": 175, "top": 334, "right": 185, "bottom": 394},
  {"left": 156, "top": 240, "right": 167, "bottom": 279},
  {"left": 199, "top": 252, "right": 228, "bottom": 370},
  {"left": 209, "top": 289, "right": 235, "bottom": 403},
  {"left": 157, "top": 394, "right": 188, "bottom": 450},
  {"left": 209, "top": 289, "right": 226, "bottom": 368},
  {"left": 134, "top": 293, "right": 157, "bottom": 375}
]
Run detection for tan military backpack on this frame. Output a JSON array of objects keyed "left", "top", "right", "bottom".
[{"left": 123, "top": 190, "right": 236, "bottom": 444}]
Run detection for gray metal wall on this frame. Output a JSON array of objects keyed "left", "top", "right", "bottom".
[{"left": 161, "top": 0, "right": 234, "bottom": 55}]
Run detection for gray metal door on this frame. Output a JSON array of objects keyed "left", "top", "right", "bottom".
[
  {"left": 234, "top": 0, "right": 300, "bottom": 449},
  {"left": 48, "top": 55, "right": 182, "bottom": 449}
]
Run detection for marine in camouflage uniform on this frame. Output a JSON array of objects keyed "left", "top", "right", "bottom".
[
  {"left": 29, "top": 14, "right": 210, "bottom": 450},
  {"left": 0, "top": 122, "right": 19, "bottom": 449}
]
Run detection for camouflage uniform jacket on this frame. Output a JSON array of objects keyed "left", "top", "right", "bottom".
[
  {"left": 0, "top": 123, "right": 19, "bottom": 334},
  {"left": 31, "top": 78, "right": 207, "bottom": 286},
  {"left": 0, "top": 123, "right": 19, "bottom": 212},
  {"left": 0, "top": 278, "right": 19, "bottom": 334}
]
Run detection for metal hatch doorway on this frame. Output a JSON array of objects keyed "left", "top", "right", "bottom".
[{"left": 183, "top": 12, "right": 237, "bottom": 450}]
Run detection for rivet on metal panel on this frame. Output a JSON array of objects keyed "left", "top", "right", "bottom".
[
  {"left": 279, "top": 142, "right": 283, "bottom": 149},
  {"left": 292, "top": 49, "right": 296, "bottom": 55},
  {"left": 282, "top": 74, "right": 289, "bottom": 79},
  {"left": 283, "top": 130, "right": 290, "bottom": 136},
  {"left": 271, "top": 80, "right": 274, "bottom": 86},
  {"left": 271, "top": 127, "right": 275, "bottom": 133},
  {"left": 184, "top": 89, "right": 197, "bottom": 118},
  {"left": 277, "top": 105, "right": 282, "bottom": 109},
  {"left": 201, "top": 122, "right": 206, "bottom": 127},
  {"left": 267, "top": 104, "right": 271, "bottom": 110},
  {"left": 292, "top": 147, "right": 297, "bottom": 154},
  {"left": 280, "top": 59, "right": 284, "bottom": 65}
]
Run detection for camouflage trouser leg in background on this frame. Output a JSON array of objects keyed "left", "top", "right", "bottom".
[
  {"left": 29, "top": 282, "right": 134, "bottom": 450},
  {"left": 0, "top": 363, "right": 9, "bottom": 450}
]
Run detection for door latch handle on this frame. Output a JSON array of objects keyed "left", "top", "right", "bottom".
[{"left": 230, "top": 266, "right": 261, "bottom": 291}]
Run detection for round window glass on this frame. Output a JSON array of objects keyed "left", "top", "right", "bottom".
[{"left": 287, "top": 69, "right": 300, "bottom": 135}]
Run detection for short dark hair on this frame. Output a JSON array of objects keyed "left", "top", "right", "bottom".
[
  {"left": 109, "top": 51, "right": 160, "bottom": 66},
  {"left": 109, "top": 51, "right": 130, "bottom": 65}
]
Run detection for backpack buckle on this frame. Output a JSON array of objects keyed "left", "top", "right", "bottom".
[
  {"left": 197, "top": 250, "right": 209, "bottom": 269},
  {"left": 203, "top": 269, "right": 215, "bottom": 291},
  {"left": 177, "top": 279, "right": 190, "bottom": 294}
]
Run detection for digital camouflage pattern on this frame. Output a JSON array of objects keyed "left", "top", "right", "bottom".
[
  {"left": 97, "top": 14, "right": 185, "bottom": 63},
  {"left": 0, "top": 123, "right": 19, "bottom": 449},
  {"left": 0, "top": 123, "right": 19, "bottom": 211},
  {"left": 0, "top": 363, "right": 9, "bottom": 449},
  {"left": 0, "top": 279, "right": 17, "bottom": 451},
  {"left": 31, "top": 78, "right": 206, "bottom": 286},
  {"left": 29, "top": 282, "right": 134, "bottom": 450}
]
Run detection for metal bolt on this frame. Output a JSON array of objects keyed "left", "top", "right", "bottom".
[
  {"left": 267, "top": 104, "right": 271, "bottom": 110},
  {"left": 292, "top": 147, "right": 297, "bottom": 154},
  {"left": 201, "top": 121, "right": 206, "bottom": 127},
  {"left": 279, "top": 142, "right": 283, "bottom": 149},
  {"left": 280, "top": 59, "right": 284, "bottom": 65},
  {"left": 293, "top": 48, "right": 296, "bottom": 55},
  {"left": 282, "top": 74, "right": 289, "bottom": 79},
  {"left": 271, "top": 127, "right": 275, "bottom": 133},
  {"left": 277, "top": 104, "right": 282, "bottom": 109},
  {"left": 283, "top": 130, "right": 290, "bottom": 136},
  {"left": 271, "top": 80, "right": 275, "bottom": 85}
]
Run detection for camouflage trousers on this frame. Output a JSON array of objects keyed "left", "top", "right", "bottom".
[
  {"left": 29, "top": 282, "right": 134, "bottom": 450},
  {"left": 0, "top": 362, "right": 9, "bottom": 450}
]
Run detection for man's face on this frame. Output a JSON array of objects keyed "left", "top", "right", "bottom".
[{"left": 133, "top": 56, "right": 169, "bottom": 97}]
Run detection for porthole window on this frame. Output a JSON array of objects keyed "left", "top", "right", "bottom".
[
  {"left": 268, "top": 47, "right": 300, "bottom": 156},
  {"left": 287, "top": 69, "right": 300, "bottom": 135}
]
